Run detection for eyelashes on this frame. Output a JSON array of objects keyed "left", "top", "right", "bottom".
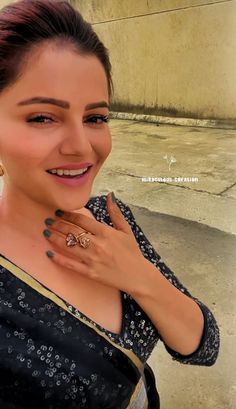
[
  {"left": 27, "top": 114, "right": 110, "bottom": 125},
  {"left": 85, "top": 115, "right": 109, "bottom": 124},
  {"left": 27, "top": 115, "right": 53, "bottom": 124}
]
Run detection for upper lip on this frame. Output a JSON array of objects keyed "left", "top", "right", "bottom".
[{"left": 47, "top": 162, "right": 93, "bottom": 170}]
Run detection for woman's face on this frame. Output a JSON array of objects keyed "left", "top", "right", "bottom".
[{"left": 0, "top": 44, "right": 112, "bottom": 210}]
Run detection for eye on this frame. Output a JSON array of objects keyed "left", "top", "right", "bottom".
[
  {"left": 27, "top": 114, "right": 54, "bottom": 124},
  {"left": 85, "top": 115, "right": 109, "bottom": 125}
]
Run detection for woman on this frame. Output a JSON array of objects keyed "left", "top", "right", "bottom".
[{"left": 0, "top": 0, "right": 220, "bottom": 408}]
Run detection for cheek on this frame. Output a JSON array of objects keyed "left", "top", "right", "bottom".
[
  {"left": 2, "top": 142, "right": 44, "bottom": 169},
  {"left": 0, "top": 126, "right": 52, "bottom": 169},
  {"left": 91, "top": 129, "right": 112, "bottom": 160}
]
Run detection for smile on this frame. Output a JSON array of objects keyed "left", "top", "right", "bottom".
[
  {"left": 46, "top": 165, "right": 93, "bottom": 186},
  {"left": 47, "top": 167, "right": 89, "bottom": 178}
]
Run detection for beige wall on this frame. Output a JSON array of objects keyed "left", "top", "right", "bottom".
[
  {"left": 74, "top": 0, "right": 236, "bottom": 121},
  {"left": 1, "top": 0, "right": 235, "bottom": 121}
]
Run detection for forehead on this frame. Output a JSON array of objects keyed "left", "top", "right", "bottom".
[{"left": 1, "top": 43, "right": 109, "bottom": 105}]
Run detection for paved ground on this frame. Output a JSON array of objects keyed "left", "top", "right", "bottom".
[{"left": 92, "top": 119, "right": 236, "bottom": 409}]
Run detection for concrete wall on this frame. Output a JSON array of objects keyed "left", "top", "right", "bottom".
[
  {"left": 0, "top": 0, "right": 235, "bottom": 121},
  {"left": 74, "top": 0, "right": 236, "bottom": 122}
]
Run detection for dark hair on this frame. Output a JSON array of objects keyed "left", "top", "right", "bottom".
[{"left": 0, "top": 0, "right": 113, "bottom": 100}]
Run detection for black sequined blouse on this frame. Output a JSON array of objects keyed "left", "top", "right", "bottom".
[{"left": 0, "top": 195, "right": 220, "bottom": 408}]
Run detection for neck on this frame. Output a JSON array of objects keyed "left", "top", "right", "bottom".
[{"left": 0, "top": 185, "right": 61, "bottom": 243}]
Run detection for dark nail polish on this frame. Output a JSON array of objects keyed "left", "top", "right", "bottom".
[
  {"left": 46, "top": 250, "right": 54, "bottom": 258},
  {"left": 55, "top": 209, "right": 64, "bottom": 217},
  {"left": 111, "top": 191, "right": 116, "bottom": 203},
  {"left": 43, "top": 229, "right": 51, "bottom": 238},
  {"left": 45, "top": 218, "right": 55, "bottom": 226}
]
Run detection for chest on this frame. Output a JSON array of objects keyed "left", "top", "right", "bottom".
[
  {"left": 3, "top": 249, "right": 123, "bottom": 334},
  {"left": 0, "top": 225, "right": 123, "bottom": 336}
]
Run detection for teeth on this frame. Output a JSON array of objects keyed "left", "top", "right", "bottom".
[
  {"left": 69, "top": 169, "right": 86, "bottom": 176},
  {"left": 48, "top": 167, "right": 89, "bottom": 176}
]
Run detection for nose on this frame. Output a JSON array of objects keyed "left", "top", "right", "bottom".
[{"left": 59, "top": 122, "right": 93, "bottom": 157}]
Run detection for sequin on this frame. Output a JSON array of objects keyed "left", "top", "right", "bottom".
[{"left": 0, "top": 195, "right": 220, "bottom": 408}]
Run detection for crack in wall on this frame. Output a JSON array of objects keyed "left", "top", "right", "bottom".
[{"left": 92, "top": 0, "right": 234, "bottom": 25}]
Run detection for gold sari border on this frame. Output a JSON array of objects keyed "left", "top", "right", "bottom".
[
  {"left": 0, "top": 255, "right": 144, "bottom": 372},
  {"left": 127, "top": 377, "right": 148, "bottom": 409}
]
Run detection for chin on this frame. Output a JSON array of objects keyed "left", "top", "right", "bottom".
[{"left": 52, "top": 190, "right": 92, "bottom": 212}]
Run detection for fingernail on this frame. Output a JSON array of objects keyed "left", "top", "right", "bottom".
[
  {"left": 45, "top": 218, "right": 55, "bottom": 226},
  {"left": 43, "top": 229, "right": 51, "bottom": 238},
  {"left": 46, "top": 250, "right": 54, "bottom": 258},
  {"left": 110, "top": 192, "right": 116, "bottom": 203},
  {"left": 55, "top": 209, "right": 64, "bottom": 217}
]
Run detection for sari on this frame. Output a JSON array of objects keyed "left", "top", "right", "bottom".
[{"left": 0, "top": 254, "right": 160, "bottom": 409}]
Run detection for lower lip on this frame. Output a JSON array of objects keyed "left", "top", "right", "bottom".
[{"left": 47, "top": 166, "right": 92, "bottom": 187}]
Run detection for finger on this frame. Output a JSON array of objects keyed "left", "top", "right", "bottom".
[
  {"left": 46, "top": 249, "right": 89, "bottom": 276},
  {"left": 54, "top": 210, "right": 110, "bottom": 236},
  {"left": 106, "top": 193, "right": 133, "bottom": 234},
  {"left": 45, "top": 218, "right": 88, "bottom": 238}
]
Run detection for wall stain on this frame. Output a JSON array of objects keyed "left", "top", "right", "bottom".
[{"left": 111, "top": 102, "right": 236, "bottom": 126}]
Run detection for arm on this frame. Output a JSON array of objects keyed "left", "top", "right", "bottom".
[
  {"left": 131, "top": 258, "right": 205, "bottom": 356},
  {"left": 116, "top": 198, "right": 220, "bottom": 366}
]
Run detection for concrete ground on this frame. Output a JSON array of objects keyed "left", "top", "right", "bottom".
[{"left": 92, "top": 119, "right": 236, "bottom": 409}]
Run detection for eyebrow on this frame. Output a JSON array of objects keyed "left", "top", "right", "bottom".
[{"left": 17, "top": 97, "right": 110, "bottom": 110}]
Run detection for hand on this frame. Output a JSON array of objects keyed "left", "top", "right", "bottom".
[{"left": 43, "top": 193, "right": 149, "bottom": 295}]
